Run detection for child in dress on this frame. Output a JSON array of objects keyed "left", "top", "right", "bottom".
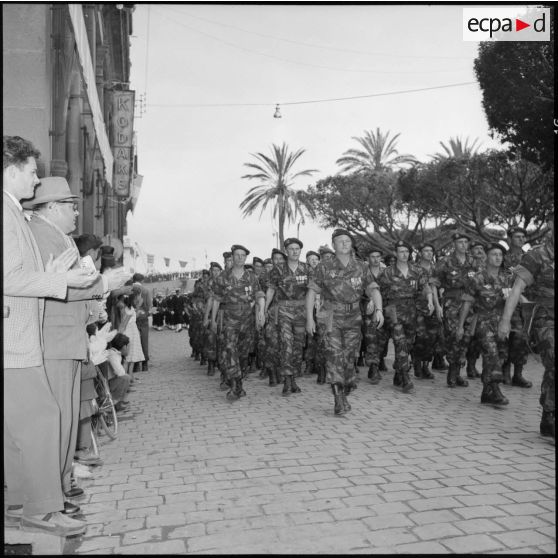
[{"left": 118, "top": 292, "right": 145, "bottom": 381}]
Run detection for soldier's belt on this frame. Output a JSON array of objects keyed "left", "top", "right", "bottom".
[
  {"left": 444, "top": 289, "right": 463, "bottom": 299},
  {"left": 324, "top": 300, "right": 360, "bottom": 312},
  {"left": 277, "top": 299, "right": 306, "bottom": 306}
]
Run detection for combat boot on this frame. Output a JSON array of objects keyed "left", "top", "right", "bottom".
[
  {"left": 511, "top": 364, "right": 532, "bottom": 388},
  {"left": 489, "top": 382, "right": 509, "bottom": 405},
  {"left": 331, "top": 384, "right": 345, "bottom": 416},
  {"left": 466, "top": 358, "right": 481, "bottom": 378},
  {"left": 393, "top": 371, "right": 402, "bottom": 387},
  {"left": 316, "top": 365, "right": 326, "bottom": 385},
  {"left": 480, "top": 383, "right": 493, "bottom": 404},
  {"left": 219, "top": 373, "right": 229, "bottom": 391},
  {"left": 413, "top": 358, "right": 422, "bottom": 378},
  {"left": 540, "top": 411, "right": 555, "bottom": 438},
  {"left": 356, "top": 355, "right": 365, "bottom": 367},
  {"left": 421, "top": 361, "right": 434, "bottom": 379},
  {"left": 368, "top": 364, "right": 381, "bottom": 385},
  {"left": 502, "top": 361, "right": 512, "bottom": 385},
  {"left": 342, "top": 384, "right": 352, "bottom": 412},
  {"left": 248, "top": 354, "right": 257, "bottom": 373},
  {"left": 379, "top": 357, "right": 387, "bottom": 372},
  {"left": 401, "top": 369, "right": 415, "bottom": 393},
  {"left": 226, "top": 378, "right": 240, "bottom": 401},
  {"left": 447, "top": 363, "right": 458, "bottom": 387},
  {"left": 282, "top": 375, "right": 292, "bottom": 396},
  {"left": 207, "top": 360, "right": 215, "bottom": 376},
  {"left": 432, "top": 354, "right": 449, "bottom": 370},
  {"left": 268, "top": 368, "right": 278, "bottom": 387},
  {"left": 291, "top": 376, "right": 301, "bottom": 393},
  {"left": 304, "top": 360, "right": 314, "bottom": 376},
  {"left": 235, "top": 377, "right": 246, "bottom": 397},
  {"left": 200, "top": 355, "right": 207, "bottom": 366}
]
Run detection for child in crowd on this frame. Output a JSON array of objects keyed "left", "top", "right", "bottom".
[{"left": 106, "top": 333, "right": 133, "bottom": 412}]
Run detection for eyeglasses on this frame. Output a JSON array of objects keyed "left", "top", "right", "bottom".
[{"left": 57, "top": 200, "right": 79, "bottom": 211}]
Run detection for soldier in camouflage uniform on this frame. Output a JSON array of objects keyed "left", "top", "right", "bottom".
[
  {"left": 307, "top": 229, "right": 383, "bottom": 415},
  {"left": 430, "top": 232, "right": 477, "bottom": 388},
  {"left": 377, "top": 240, "right": 433, "bottom": 393},
  {"left": 411, "top": 243, "right": 438, "bottom": 380},
  {"left": 250, "top": 257, "right": 266, "bottom": 373},
  {"left": 215, "top": 252, "right": 233, "bottom": 387},
  {"left": 210, "top": 245, "right": 265, "bottom": 400},
  {"left": 303, "top": 250, "right": 322, "bottom": 380},
  {"left": 363, "top": 248, "right": 387, "bottom": 384},
  {"left": 500, "top": 227, "right": 531, "bottom": 388},
  {"left": 190, "top": 270, "right": 210, "bottom": 364},
  {"left": 499, "top": 214, "right": 554, "bottom": 437},
  {"left": 459, "top": 243, "right": 515, "bottom": 405},
  {"left": 202, "top": 262, "right": 222, "bottom": 376},
  {"left": 266, "top": 238, "right": 310, "bottom": 395}
]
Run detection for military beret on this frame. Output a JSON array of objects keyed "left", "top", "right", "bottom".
[
  {"left": 367, "top": 247, "right": 383, "bottom": 256},
  {"left": 305, "top": 250, "right": 320, "bottom": 259},
  {"left": 210, "top": 261, "right": 222, "bottom": 270},
  {"left": 231, "top": 244, "right": 250, "bottom": 256},
  {"left": 222, "top": 251, "right": 232, "bottom": 259},
  {"left": 394, "top": 240, "right": 412, "bottom": 252},
  {"left": 331, "top": 228, "right": 352, "bottom": 242},
  {"left": 284, "top": 237, "right": 303, "bottom": 249},
  {"left": 485, "top": 242, "right": 507, "bottom": 255},
  {"left": 253, "top": 257, "right": 264, "bottom": 265},
  {"left": 318, "top": 245, "right": 335, "bottom": 256},
  {"left": 508, "top": 227, "right": 527, "bottom": 237},
  {"left": 244, "top": 264, "right": 254, "bottom": 270},
  {"left": 419, "top": 243, "right": 435, "bottom": 252},
  {"left": 452, "top": 232, "right": 470, "bottom": 242},
  {"left": 263, "top": 258, "right": 272, "bottom": 265},
  {"left": 470, "top": 241, "right": 485, "bottom": 250},
  {"left": 202, "top": 269, "right": 210, "bottom": 275},
  {"left": 271, "top": 248, "right": 287, "bottom": 258}
]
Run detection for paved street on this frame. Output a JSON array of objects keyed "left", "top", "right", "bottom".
[{"left": 66, "top": 328, "right": 555, "bottom": 554}]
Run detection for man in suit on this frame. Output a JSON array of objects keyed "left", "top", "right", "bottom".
[
  {"left": 131, "top": 273, "right": 152, "bottom": 371},
  {"left": 24, "top": 177, "right": 130, "bottom": 506},
  {"left": 3, "top": 135, "right": 96, "bottom": 536}
]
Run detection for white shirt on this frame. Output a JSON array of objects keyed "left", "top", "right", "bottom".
[{"left": 107, "top": 348, "right": 126, "bottom": 378}]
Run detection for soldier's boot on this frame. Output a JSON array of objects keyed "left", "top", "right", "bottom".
[
  {"left": 447, "top": 363, "right": 458, "bottom": 388},
  {"left": 200, "top": 355, "right": 207, "bottom": 366},
  {"left": 511, "top": 364, "right": 532, "bottom": 388},
  {"left": 207, "top": 360, "right": 215, "bottom": 376},
  {"left": 316, "top": 365, "right": 326, "bottom": 385},
  {"left": 356, "top": 355, "right": 365, "bottom": 367},
  {"left": 401, "top": 369, "right": 415, "bottom": 394},
  {"left": 421, "top": 361, "right": 434, "bottom": 379},
  {"left": 226, "top": 378, "right": 240, "bottom": 401},
  {"left": 480, "top": 383, "right": 493, "bottom": 404},
  {"left": 304, "top": 360, "right": 314, "bottom": 376},
  {"left": 379, "top": 357, "right": 387, "bottom": 372},
  {"left": 432, "top": 354, "right": 448, "bottom": 370},
  {"left": 368, "top": 364, "right": 381, "bottom": 385},
  {"left": 489, "top": 381, "right": 509, "bottom": 405},
  {"left": 248, "top": 354, "right": 257, "bottom": 373},
  {"left": 540, "top": 411, "right": 555, "bottom": 438},
  {"left": 502, "top": 362, "right": 512, "bottom": 385},
  {"left": 268, "top": 368, "right": 278, "bottom": 387},
  {"left": 256, "top": 354, "right": 263, "bottom": 371},
  {"left": 455, "top": 367, "right": 469, "bottom": 387},
  {"left": 413, "top": 358, "right": 423, "bottom": 378},
  {"left": 282, "top": 375, "right": 292, "bottom": 397},
  {"left": 466, "top": 357, "right": 481, "bottom": 378},
  {"left": 393, "top": 371, "right": 402, "bottom": 387},
  {"left": 235, "top": 377, "right": 246, "bottom": 398},
  {"left": 331, "top": 384, "right": 346, "bottom": 416},
  {"left": 290, "top": 376, "right": 301, "bottom": 394},
  {"left": 342, "top": 385, "right": 352, "bottom": 412},
  {"left": 219, "top": 372, "right": 229, "bottom": 391}
]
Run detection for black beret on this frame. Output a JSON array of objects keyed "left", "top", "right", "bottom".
[
  {"left": 452, "top": 232, "right": 470, "bottom": 242},
  {"left": 231, "top": 244, "right": 250, "bottom": 256},
  {"left": 394, "top": 240, "right": 412, "bottom": 252},
  {"left": 244, "top": 264, "right": 254, "bottom": 270},
  {"left": 508, "top": 227, "right": 527, "bottom": 237},
  {"left": 271, "top": 248, "right": 287, "bottom": 258},
  {"left": 419, "top": 243, "right": 435, "bottom": 252},
  {"left": 485, "top": 242, "right": 507, "bottom": 255},
  {"left": 470, "top": 241, "right": 485, "bottom": 250},
  {"left": 331, "top": 228, "right": 352, "bottom": 242},
  {"left": 263, "top": 258, "right": 272, "bottom": 265},
  {"left": 367, "top": 247, "right": 383, "bottom": 256},
  {"left": 222, "top": 251, "right": 232, "bottom": 259},
  {"left": 202, "top": 269, "right": 210, "bottom": 275},
  {"left": 284, "top": 237, "right": 303, "bottom": 249},
  {"left": 318, "top": 245, "right": 335, "bottom": 256},
  {"left": 305, "top": 250, "right": 320, "bottom": 259},
  {"left": 252, "top": 257, "right": 264, "bottom": 265},
  {"left": 210, "top": 261, "right": 222, "bottom": 270}
]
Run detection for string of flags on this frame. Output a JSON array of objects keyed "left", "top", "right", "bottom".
[{"left": 146, "top": 254, "right": 189, "bottom": 270}]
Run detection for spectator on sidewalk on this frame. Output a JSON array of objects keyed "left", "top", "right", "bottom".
[
  {"left": 106, "top": 333, "right": 133, "bottom": 412},
  {"left": 132, "top": 273, "right": 152, "bottom": 371}
]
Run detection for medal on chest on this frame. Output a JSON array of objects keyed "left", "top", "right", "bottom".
[{"left": 350, "top": 277, "right": 362, "bottom": 289}]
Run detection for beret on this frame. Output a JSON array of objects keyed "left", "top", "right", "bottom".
[
  {"left": 263, "top": 258, "right": 272, "bottom": 265},
  {"left": 508, "top": 227, "right": 527, "bottom": 237},
  {"left": 367, "top": 247, "right": 383, "bottom": 256},
  {"left": 253, "top": 257, "right": 264, "bottom": 265},
  {"left": 452, "top": 232, "right": 470, "bottom": 242},
  {"left": 419, "top": 243, "right": 435, "bottom": 252},
  {"left": 202, "top": 269, "right": 210, "bottom": 275},
  {"left": 231, "top": 244, "right": 250, "bottom": 256},
  {"left": 271, "top": 248, "right": 287, "bottom": 258},
  {"left": 318, "top": 245, "right": 335, "bottom": 256},
  {"left": 331, "top": 228, "right": 352, "bottom": 242},
  {"left": 394, "top": 240, "right": 412, "bottom": 252},
  {"left": 284, "top": 237, "right": 303, "bottom": 249},
  {"left": 210, "top": 261, "right": 222, "bottom": 270},
  {"left": 305, "top": 250, "right": 320, "bottom": 259},
  {"left": 222, "top": 251, "right": 232, "bottom": 259},
  {"left": 470, "top": 241, "right": 485, "bottom": 250},
  {"left": 485, "top": 242, "right": 507, "bottom": 255},
  {"left": 244, "top": 264, "right": 254, "bottom": 270}
]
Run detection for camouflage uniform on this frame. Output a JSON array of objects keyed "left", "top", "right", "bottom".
[
  {"left": 376, "top": 262, "right": 430, "bottom": 390},
  {"left": 259, "top": 268, "right": 281, "bottom": 383},
  {"left": 203, "top": 275, "right": 219, "bottom": 365},
  {"left": 210, "top": 268, "right": 264, "bottom": 381},
  {"left": 363, "top": 265, "right": 387, "bottom": 368},
  {"left": 190, "top": 278, "right": 209, "bottom": 360},
  {"left": 307, "top": 255, "right": 377, "bottom": 386},
  {"left": 268, "top": 261, "right": 310, "bottom": 380},
  {"left": 514, "top": 238, "right": 554, "bottom": 430}
]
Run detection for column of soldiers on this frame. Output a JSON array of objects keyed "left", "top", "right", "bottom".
[{"left": 180, "top": 220, "right": 553, "bottom": 438}]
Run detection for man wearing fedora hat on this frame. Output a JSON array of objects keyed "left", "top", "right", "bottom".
[
  {"left": 3, "top": 136, "right": 100, "bottom": 535},
  {"left": 24, "top": 177, "right": 130, "bottom": 510}
]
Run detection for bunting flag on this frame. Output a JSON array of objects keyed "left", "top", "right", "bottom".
[
  {"left": 147, "top": 254, "right": 155, "bottom": 265},
  {"left": 164, "top": 257, "right": 170, "bottom": 267},
  {"left": 179, "top": 260, "right": 187, "bottom": 268}
]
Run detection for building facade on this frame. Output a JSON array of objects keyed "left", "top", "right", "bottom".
[{"left": 3, "top": 3, "right": 139, "bottom": 256}]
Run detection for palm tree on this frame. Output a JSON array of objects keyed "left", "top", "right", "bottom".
[
  {"left": 240, "top": 143, "right": 318, "bottom": 247},
  {"left": 336, "top": 128, "right": 417, "bottom": 173},
  {"left": 432, "top": 136, "right": 482, "bottom": 160}
]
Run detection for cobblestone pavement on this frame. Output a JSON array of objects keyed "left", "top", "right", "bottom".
[{"left": 65, "top": 328, "right": 555, "bottom": 554}]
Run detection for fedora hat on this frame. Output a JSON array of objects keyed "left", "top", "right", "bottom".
[{"left": 21, "top": 176, "right": 80, "bottom": 209}]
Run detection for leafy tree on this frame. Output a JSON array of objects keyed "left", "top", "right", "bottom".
[
  {"left": 240, "top": 143, "right": 317, "bottom": 247},
  {"left": 473, "top": 12, "right": 554, "bottom": 170},
  {"left": 432, "top": 136, "right": 482, "bottom": 161},
  {"left": 336, "top": 128, "right": 417, "bottom": 174}
]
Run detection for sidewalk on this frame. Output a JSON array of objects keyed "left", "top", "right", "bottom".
[{"left": 64, "top": 328, "right": 555, "bottom": 554}]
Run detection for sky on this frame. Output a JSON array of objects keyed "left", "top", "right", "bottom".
[{"left": 127, "top": 3, "right": 504, "bottom": 273}]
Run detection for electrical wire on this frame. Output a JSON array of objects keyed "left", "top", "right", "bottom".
[
  {"left": 157, "top": 5, "right": 471, "bottom": 61},
  {"left": 148, "top": 81, "right": 477, "bottom": 108}
]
